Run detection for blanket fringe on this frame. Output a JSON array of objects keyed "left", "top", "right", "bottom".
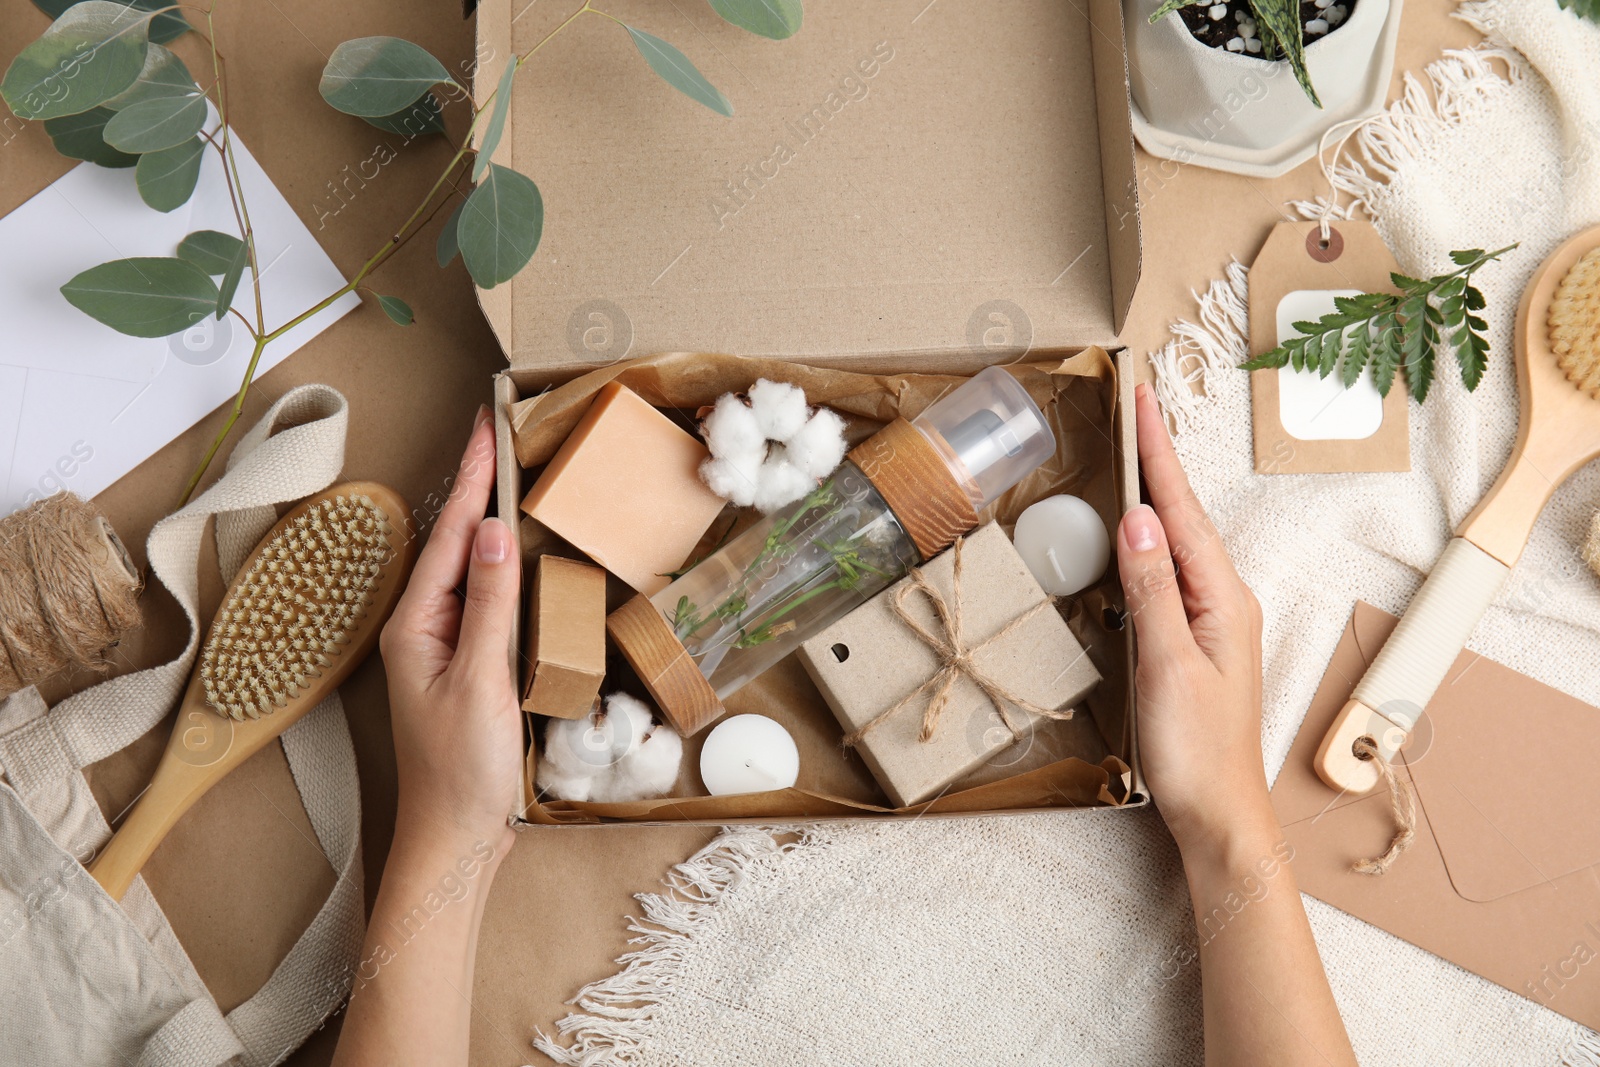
[
  {"left": 1562, "top": 1031, "right": 1600, "bottom": 1067},
  {"left": 531, "top": 826, "right": 828, "bottom": 1065},
  {"left": 1286, "top": 43, "right": 1523, "bottom": 233},
  {"left": 1147, "top": 260, "right": 1250, "bottom": 434}
]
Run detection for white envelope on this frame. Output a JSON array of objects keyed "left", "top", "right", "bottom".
[{"left": 0, "top": 113, "right": 359, "bottom": 517}]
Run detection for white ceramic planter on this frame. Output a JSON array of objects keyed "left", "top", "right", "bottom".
[{"left": 1125, "top": 0, "right": 1405, "bottom": 176}]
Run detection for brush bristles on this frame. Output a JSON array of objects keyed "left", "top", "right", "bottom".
[
  {"left": 1549, "top": 246, "right": 1600, "bottom": 398},
  {"left": 200, "top": 494, "right": 392, "bottom": 721}
]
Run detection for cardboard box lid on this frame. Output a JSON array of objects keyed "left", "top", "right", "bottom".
[{"left": 475, "top": 0, "right": 1141, "bottom": 382}]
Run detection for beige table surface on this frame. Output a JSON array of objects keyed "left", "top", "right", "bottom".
[{"left": 0, "top": 0, "right": 1479, "bottom": 1063}]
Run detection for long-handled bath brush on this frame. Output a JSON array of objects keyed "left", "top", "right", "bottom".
[
  {"left": 1315, "top": 226, "right": 1600, "bottom": 793},
  {"left": 89, "top": 483, "right": 414, "bottom": 900}
]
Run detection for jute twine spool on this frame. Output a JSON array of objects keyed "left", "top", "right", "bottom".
[{"left": 0, "top": 493, "right": 143, "bottom": 699}]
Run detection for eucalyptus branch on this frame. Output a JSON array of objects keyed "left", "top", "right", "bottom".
[
  {"left": 178, "top": 333, "right": 268, "bottom": 505},
  {"left": 204, "top": 23, "right": 264, "bottom": 335},
  {"left": 6, "top": 0, "right": 799, "bottom": 507},
  {"left": 1241, "top": 245, "right": 1518, "bottom": 402}
]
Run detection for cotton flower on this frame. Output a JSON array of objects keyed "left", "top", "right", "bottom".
[
  {"left": 703, "top": 392, "right": 767, "bottom": 459},
  {"left": 782, "top": 408, "right": 847, "bottom": 477},
  {"left": 536, "top": 694, "right": 683, "bottom": 803},
  {"left": 752, "top": 451, "right": 814, "bottom": 514},
  {"left": 699, "top": 380, "right": 848, "bottom": 513},
  {"left": 590, "top": 720, "right": 684, "bottom": 803},
  {"left": 699, "top": 450, "right": 766, "bottom": 508},
  {"left": 748, "top": 379, "right": 809, "bottom": 440}
]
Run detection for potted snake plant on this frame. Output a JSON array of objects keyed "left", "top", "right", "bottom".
[{"left": 1125, "top": 0, "right": 1405, "bottom": 177}]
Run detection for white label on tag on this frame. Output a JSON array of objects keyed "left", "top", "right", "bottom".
[{"left": 1276, "top": 289, "right": 1384, "bottom": 441}]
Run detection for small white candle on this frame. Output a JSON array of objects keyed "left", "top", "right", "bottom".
[
  {"left": 1012, "top": 495, "right": 1111, "bottom": 597},
  {"left": 699, "top": 714, "right": 800, "bottom": 796}
]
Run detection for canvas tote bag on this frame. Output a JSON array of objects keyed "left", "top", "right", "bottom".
[{"left": 0, "top": 385, "right": 366, "bottom": 1066}]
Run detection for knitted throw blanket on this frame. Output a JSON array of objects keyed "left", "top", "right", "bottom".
[{"left": 532, "top": 3, "right": 1600, "bottom": 1064}]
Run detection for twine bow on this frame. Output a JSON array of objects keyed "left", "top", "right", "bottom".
[{"left": 842, "top": 536, "right": 1074, "bottom": 749}]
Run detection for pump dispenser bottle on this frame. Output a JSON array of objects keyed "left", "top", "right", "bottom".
[{"left": 607, "top": 367, "right": 1055, "bottom": 735}]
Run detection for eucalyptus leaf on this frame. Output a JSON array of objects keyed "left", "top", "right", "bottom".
[
  {"left": 436, "top": 196, "right": 466, "bottom": 267},
  {"left": 215, "top": 239, "right": 248, "bottom": 319},
  {"left": 103, "top": 44, "right": 194, "bottom": 110},
  {"left": 376, "top": 294, "right": 414, "bottom": 326},
  {"left": 135, "top": 135, "right": 204, "bottom": 211},
  {"left": 363, "top": 90, "right": 445, "bottom": 136},
  {"left": 133, "top": 0, "right": 189, "bottom": 44},
  {"left": 104, "top": 90, "right": 206, "bottom": 152},
  {"left": 473, "top": 59, "right": 517, "bottom": 182},
  {"left": 709, "top": 0, "right": 803, "bottom": 40},
  {"left": 32, "top": 0, "right": 189, "bottom": 44},
  {"left": 624, "top": 25, "right": 732, "bottom": 117},
  {"left": 320, "top": 37, "right": 455, "bottom": 118},
  {"left": 3, "top": 1, "right": 150, "bottom": 121},
  {"left": 43, "top": 106, "right": 137, "bottom": 166},
  {"left": 457, "top": 163, "right": 542, "bottom": 289},
  {"left": 177, "top": 229, "right": 244, "bottom": 275},
  {"left": 61, "top": 256, "right": 220, "bottom": 338}
]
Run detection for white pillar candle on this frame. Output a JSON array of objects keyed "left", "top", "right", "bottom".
[
  {"left": 699, "top": 714, "right": 800, "bottom": 796},
  {"left": 1012, "top": 494, "right": 1111, "bottom": 597}
]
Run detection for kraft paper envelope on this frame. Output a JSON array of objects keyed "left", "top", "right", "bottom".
[{"left": 1273, "top": 601, "right": 1600, "bottom": 1030}]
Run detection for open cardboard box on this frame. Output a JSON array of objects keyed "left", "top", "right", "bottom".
[{"left": 475, "top": 0, "right": 1148, "bottom": 827}]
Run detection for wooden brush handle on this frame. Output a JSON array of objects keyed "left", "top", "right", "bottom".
[
  {"left": 1315, "top": 537, "right": 1509, "bottom": 793},
  {"left": 90, "top": 694, "right": 294, "bottom": 900}
]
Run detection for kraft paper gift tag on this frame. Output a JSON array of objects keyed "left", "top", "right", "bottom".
[{"left": 1250, "top": 220, "right": 1410, "bottom": 474}]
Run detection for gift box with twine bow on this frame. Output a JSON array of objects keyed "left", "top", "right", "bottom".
[{"left": 798, "top": 522, "right": 1102, "bottom": 808}]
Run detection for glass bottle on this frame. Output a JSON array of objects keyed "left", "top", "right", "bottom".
[{"left": 611, "top": 366, "right": 1055, "bottom": 728}]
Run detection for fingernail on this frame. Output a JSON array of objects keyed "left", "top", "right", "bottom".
[
  {"left": 1135, "top": 382, "right": 1149, "bottom": 402},
  {"left": 475, "top": 518, "right": 510, "bottom": 564},
  {"left": 1123, "top": 504, "right": 1161, "bottom": 552},
  {"left": 474, "top": 403, "right": 492, "bottom": 430}
]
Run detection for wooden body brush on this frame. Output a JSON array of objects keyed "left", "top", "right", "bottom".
[
  {"left": 1316, "top": 225, "right": 1600, "bottom": 793},
  {"left": 90, "top": 482, "right": 414, "bottom": 900}
]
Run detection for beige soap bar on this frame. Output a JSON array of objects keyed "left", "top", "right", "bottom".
[
  {"left": 798, "top": 523, "right": 1101, "bottom": 808},
  {"left": 521, "top": 383, "right": 725, "bottom": 595},
  {"left": 522, "top": 555, "right": 607, "bottom": 719}
]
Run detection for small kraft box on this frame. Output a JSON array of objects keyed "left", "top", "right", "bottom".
[
  {"left": 477, "top": 0, "right": 1148, "bottom": 829},
  {"left": 797, "top": 523, "right": 1102, "bottom": 809},
  {"left": 521, "top": 555, "right": 607, "bottom": 719}
]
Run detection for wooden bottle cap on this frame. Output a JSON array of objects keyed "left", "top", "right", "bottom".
[
  {"left": 606, "top": 593, "right": 725, "bottom": 736},
  {"left": 849, "top": 418, "right": 980, "bottom": 561}
]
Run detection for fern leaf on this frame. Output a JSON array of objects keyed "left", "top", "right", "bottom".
[
  {"left": 1370, "top": 312, "right": 1400, "bottom": 396},
  {"left": 1341, "top": 322, "right": 1371, "bottom": 388},
  {"left": 1302, "top": 330, "right": 1324, "bottom": 376},
  {"left": 1400, "top": 295, "right": 1433, "bottom": 401}
]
